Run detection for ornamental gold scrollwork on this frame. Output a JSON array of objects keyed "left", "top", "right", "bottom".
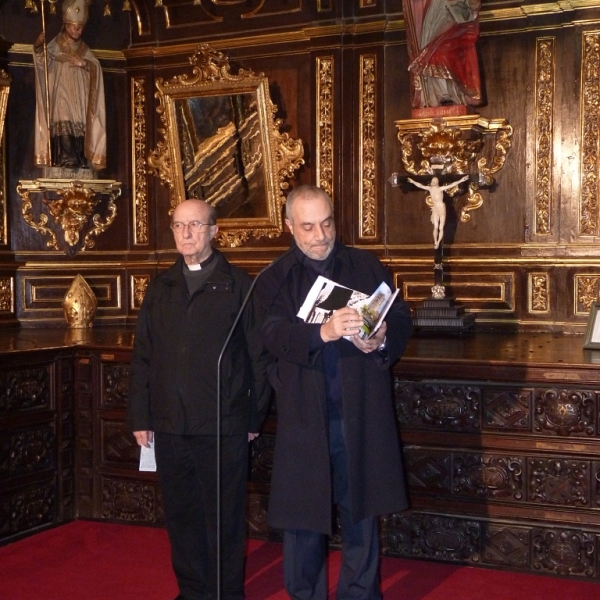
[
  {"left": 0, "top": 69, "right": 10, "bottom": 246},
  {"left": 132, "top": 77, "right": 149, "bottom": 245},
  {"left": 316, "top": 56, "right": 334, "bottom": 201},
  {"left": 17, "top": 179, "right": 121, "bottom": 255},
  {"left": 148, "top": 44, "right": 304, "bottom": 247},
  {"left": 580, "top": 32, "right": 600, "bottom": 237},
  {"left": 395, "top": 115, "right": 513, "bottom": 223}
]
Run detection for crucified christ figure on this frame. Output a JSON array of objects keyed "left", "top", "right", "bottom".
[{"left": 407, "top": 175, "right": 469, "bottom": 249}]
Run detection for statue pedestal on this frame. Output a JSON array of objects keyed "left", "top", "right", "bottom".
[
  {"left": 16, "top": 178, "right": 121, "bottom": 256},
  {"left": 412, "top": 297, "right": 475, "bottom": 332}
]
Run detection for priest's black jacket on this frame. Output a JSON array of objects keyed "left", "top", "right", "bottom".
[{"left": 256, "top": 241, "right": 413, "bottom": 535}]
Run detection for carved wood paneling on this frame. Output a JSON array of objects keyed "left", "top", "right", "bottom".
[
  {"left": 0, "top": 426, "right": 55, "bottom": 479},
  {"left": 101, "top": 420, "right": 139, "bottom": 469},
  {"left": 101, "top": 476, "right": 163, "bottom": 523},
  {"left": 0, "top": 482, "right": 55, "bottom": 537},
  {"left": 529, "top": 272, "right": 550, "bottom": 313},
  {"left": 483, "top": 524, "right": 530, "bottom": 568},
  {"left": 533, "top": 389, "right": 596, "bottom": 437},
  {"left": 483, "top": 387, "right": 531, "bottom": 429},
  {"left": 249, "top": 434, "right": 274, "bottom": 483},
  {"left": 101, "top": 364, "right": 130, "bottom": 409},
  {"left": 532, "top": 528, "right": 596, "bottom": 577},
  {"left": 0, "top": 366, "right": 51, "bottom": 413},
  {"left": 395, "top": 381, "right": 482, "bottom": 431}
]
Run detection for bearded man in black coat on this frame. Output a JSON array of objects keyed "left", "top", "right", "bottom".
[
  {"left": 256, "top": 185, "right": 412, "bottom": 599},
  {"left": 128, "top": 199, "right": 270, "bottom": 600}
]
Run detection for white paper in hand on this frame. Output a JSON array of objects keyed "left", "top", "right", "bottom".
[{"left": 139, "top": 438, "right": 156, "bottom": 472}]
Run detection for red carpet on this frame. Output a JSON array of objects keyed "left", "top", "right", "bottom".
[{"left": 0, "top": 521, "right": 599, "bottom": 599}]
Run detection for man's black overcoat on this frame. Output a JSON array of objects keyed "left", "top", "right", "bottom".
[{"left": 256, "top": 242, "right": 412, "bottom": 534}]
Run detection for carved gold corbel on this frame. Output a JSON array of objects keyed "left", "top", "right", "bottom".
[
  {"left": 17, "top": 178, "right": 121, "bottom": 255},
  {"left": 394, "top": 115, "right": 513, "bottom": 222}
]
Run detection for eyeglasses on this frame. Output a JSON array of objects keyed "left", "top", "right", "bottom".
[{"left": 170, "top": 220, "right": 213, "bottom": 232}]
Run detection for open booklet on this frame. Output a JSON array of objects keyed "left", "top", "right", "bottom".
[{"left": 297, "top": 276, "right": 399, "bottom": 340}]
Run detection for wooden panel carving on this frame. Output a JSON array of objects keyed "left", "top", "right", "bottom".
[
  {"left": 247, "top": 492, "right": 272, "bottom": 537},
  {"left": 483, "top": 387, "right": 531, "bottom": 430},
  {"left": 0, "top": 366, "right": 51, "bottom": 413},
  {"left": 453, "top": 453, "right": 524, "bottom": 501},
  {"left": 131, "top": 275, "right": 150, "bottom": 310},
  {"left": 0, "top": 482, "right": 55, "bottom": 537},
  {"left": 404, "top": 447, "right": 451, "bottom": 492},
  {"left": 101, "top": 364, "right": 130, "bottom": 409},
  {"left": 410, "top": 514, "right": 481, "bottom": 562},
  {"left": 483, "top": 524, "right": 530, "bottom": 568},
  {"left": 100, "top": 420, "right": 139, "bottom": 469},
  {"left": 529, "top": 272, "right": 550, "bottom": 313},
  {"left": 0, "top": 426, "right": 55, "bottom": 478},
  {"left": 532, "top": 528, "right": 595, "bottom": 577},
  {"left": 101, "top": 477, "right": 163, "bottom": 523},
  {"left": 395, "top": 381, "right": 482, "bottom": 431},
  {"left": 529, "top": 458, "right": 589, "bottom": 506},
  {"left": 533, "top": 388, "right": 596, "bottom": 436},
  {"left": 380, "top": 513, "right": 412, "bottom": 557}
]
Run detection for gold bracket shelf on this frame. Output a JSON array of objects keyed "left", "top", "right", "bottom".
[
  {"left": 17, "top": 178, "right": 121, "bottom": 256},
  {"left": 393, "top": 115, "right": 513, "bottom": 222}
]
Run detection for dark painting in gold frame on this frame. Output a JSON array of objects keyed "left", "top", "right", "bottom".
[{"left": 148, "top": 44, "right": 304, "bottom": 247}]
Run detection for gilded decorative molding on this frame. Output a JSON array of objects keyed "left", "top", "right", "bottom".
[
  {"left": 579, "top": 32, "right": 600, "bottom": 236},
  {"left": 131, "top": 275, "right": 150, "bottom": 309},
  {"left": 316, "top": 56, "right": 334, "bottom": 201},
  {"left": 0, "top": 141, "right": 6, "bottom": 245},
  {"left": 529, "top": 272, "right": 550, "bottom": 313},
  {"left": 534, "top": 38, "right": 555, "bottom": 236},
  {"left": 359, "top": 54, "right": 377, "bottom": 239},
  {"left": 0, "top": 276, "right": 13, "bottom": 313},
  {"left": 575, "top": 275, "right": 600, "bottom": 315},
  {"left": 132, "top": 77, "right": 149, "bottom": 245}
]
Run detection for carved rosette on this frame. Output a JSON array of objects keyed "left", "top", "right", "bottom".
[
  {"left": 533, "top": 389, "right": 595, "bottom": 436},
  {"left": 359, "top": 54, "right": 377, "bottom": 239},
  {"left": 580, "top": 32, "right": 600, "bottom": 236},
  {"left": 529, "top": 272, "right": 550, "bottom": 313},
  {"left": 380, "top": 513, "right": 412, "bottom": 556},
  {"left": 316, "top": 56, "right": 334, "bottom": 201},
  {"left": 132, "top": 77, "right": 149, "bottom": 245},
  {"left": 453, "top": 454, "right": 524, "bottom": 500},
  {"left": 534, "top": 38, "right": 555, "bottom": 235}
]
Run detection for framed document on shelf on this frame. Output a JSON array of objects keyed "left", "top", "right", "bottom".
[{"left": 583, "top": 302, "right": 600, "bottom": 349}]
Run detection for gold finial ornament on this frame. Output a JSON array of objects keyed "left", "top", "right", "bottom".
[{"left": 62, "top": 274, "right": 97, "bottom": 328}]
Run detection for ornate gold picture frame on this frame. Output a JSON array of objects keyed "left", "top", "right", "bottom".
[{"left": 148, "top": 44, "right": 304, "bottom": 247}]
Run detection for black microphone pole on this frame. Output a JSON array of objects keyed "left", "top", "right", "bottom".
[{"left": 215, "top": 251, "right": 286, "bottom": 599}]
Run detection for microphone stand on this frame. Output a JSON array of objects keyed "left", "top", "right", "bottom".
[{"left": 215, "top": 255, "right": 281, "bottom": 599}]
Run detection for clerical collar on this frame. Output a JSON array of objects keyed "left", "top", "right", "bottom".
[{"left": 185, "top": 251, "right": 215, "bottom": 271}]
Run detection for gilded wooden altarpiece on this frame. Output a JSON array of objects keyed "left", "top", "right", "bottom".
[{"left": 148, "top": 44, "right": 304, "bottom": 248}]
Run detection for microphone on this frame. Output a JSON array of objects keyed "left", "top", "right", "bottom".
[{"left": 214, "top": 250, "right": 289, "bottom": 600}]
